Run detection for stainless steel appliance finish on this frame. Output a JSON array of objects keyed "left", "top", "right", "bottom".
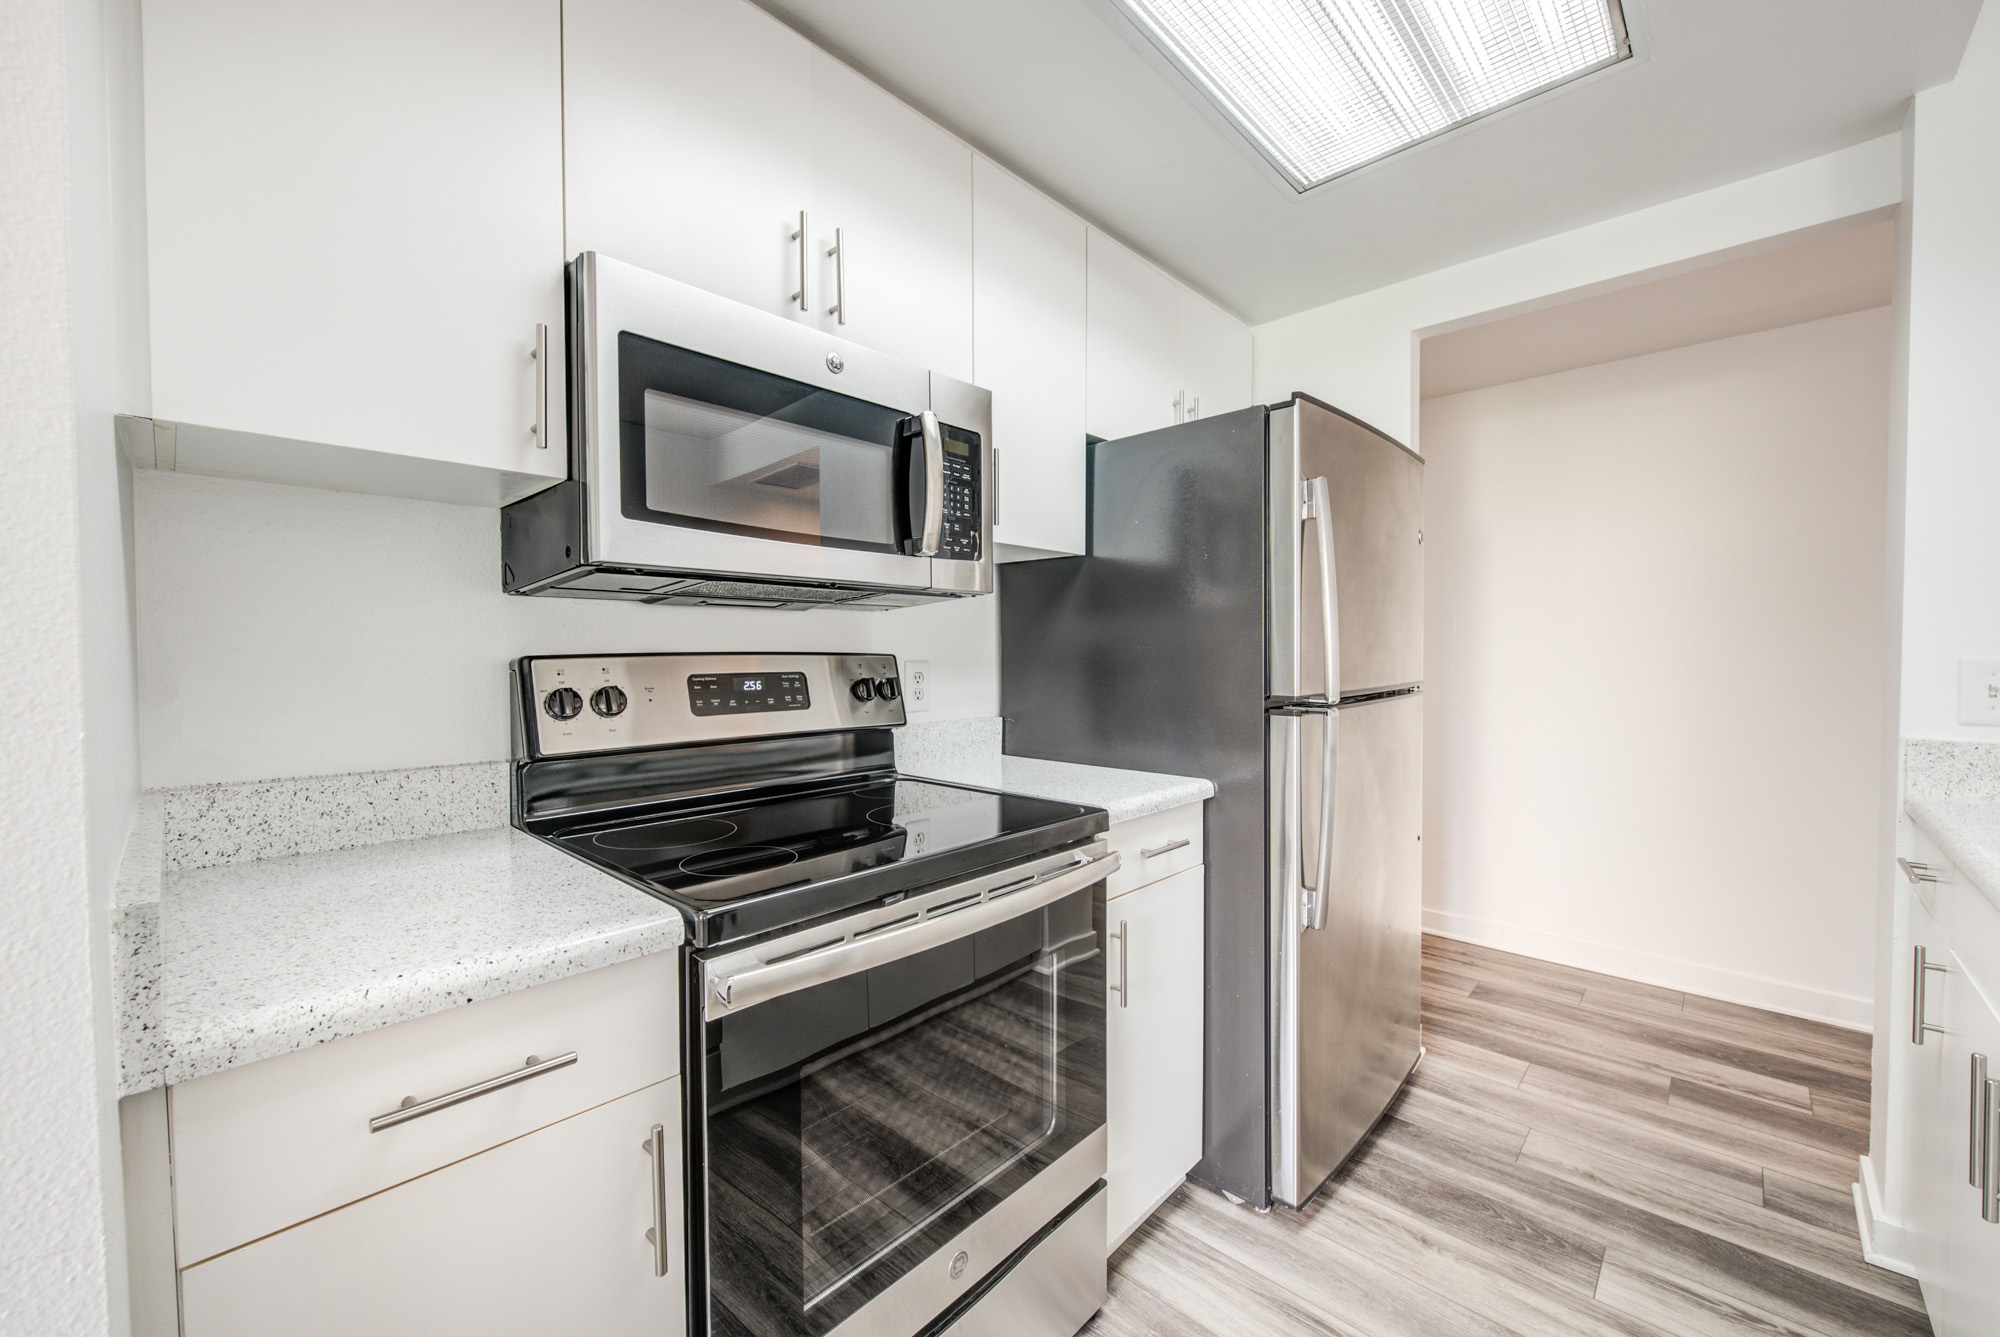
[
  {"left": 999, "top": 393, "right": 1424, "bottom": 1209},
  {"left": 501, "top": 252, "right": 993, "bottom": 609},
  {"left": 514, "top": 650, "right": 1110, "bottom": 1337},
  {"left": 521, "top": 652, "right": 905, "bottom": 757}
]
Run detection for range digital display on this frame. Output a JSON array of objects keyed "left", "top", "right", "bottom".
[{"left": 688, "top": 672, "right": 811, "bottom": 717}]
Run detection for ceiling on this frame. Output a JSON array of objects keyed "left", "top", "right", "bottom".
[
  {"left": 753, "top": 0, "right": 1980, "bottom": 325},
  {"left": 1419, "top": 218, "right": 1896, "bottom": 398}
]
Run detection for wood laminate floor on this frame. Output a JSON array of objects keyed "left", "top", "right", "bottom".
[{"left": 1084, "top": 935, "right": 1927, "bottom": 1337}]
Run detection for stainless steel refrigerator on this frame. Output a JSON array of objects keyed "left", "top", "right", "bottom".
[{"left": 999, "top": 393, "right": 1424, "bottom": 1210}]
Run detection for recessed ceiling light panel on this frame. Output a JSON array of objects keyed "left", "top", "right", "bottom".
[{"left": 1107, "top": 0, "right": 1632, "bottom": 192}]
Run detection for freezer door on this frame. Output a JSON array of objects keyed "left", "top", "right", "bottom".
[
  {"left": 1269, "top": 691, "right": 1423, "bottom": 1207},
  {"left": 1271, "top": 399, "right": 1424, "bottom": 701}
]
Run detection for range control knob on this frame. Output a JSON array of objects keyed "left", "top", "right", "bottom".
[
  {"left": 850, "top": 678, "right": 877, "bottom": 703},
  {"left": 590, "top": 685, "right": 628, "bottom": 718},
  {"left": 543, "top": 687, "right": 584, "bottom": 721},
  {"left": 874, "top": 677, "right": 901, "bottom": 701}
]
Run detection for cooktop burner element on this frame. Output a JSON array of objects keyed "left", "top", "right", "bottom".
[
  {"left": 586, "top": 817, "right": 737, "bottom": 851},
  {"left": 677, "top": 845, "right": 798, "bottom": 879}
]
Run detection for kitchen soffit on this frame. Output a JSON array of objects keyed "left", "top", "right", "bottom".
[{"left": 751, "top": 0, "right": 1981, "bottom": 324}]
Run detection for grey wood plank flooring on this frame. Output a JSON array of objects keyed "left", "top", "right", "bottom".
[{"left": 1083, "top": 935, "right": 1927, "bottom": 1337}]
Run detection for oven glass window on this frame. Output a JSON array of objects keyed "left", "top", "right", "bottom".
[
  {"left": 698, "top": 886, "right": 1105, "bottom": 1337},
  {"left": 619, "top": 332, "right": 908, "bottom": 554}
]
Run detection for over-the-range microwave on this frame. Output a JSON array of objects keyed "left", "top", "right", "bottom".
[{"left": 501, "top": 253, "right": 992, "bottom": 610}]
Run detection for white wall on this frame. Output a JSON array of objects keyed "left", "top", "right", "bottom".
[
  {"left": 1254, "top": 135, "right": 1902, "bottom": 450},
  {"left": 132, "top": 470, "right": 1000, "bottom": 788},
  {"left": 1421, "top": 308, "right": 1892, "bottom": 1025},
  {"left": 1, "top": 0, "right": 141, "bottom": 1328}
]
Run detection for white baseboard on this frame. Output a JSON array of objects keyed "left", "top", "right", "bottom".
[
  {"left": 1854, "top": 1154, "right": 1916, "bottom": 1277},
  {"left": 1422, "top": 909, "right": 1873, "bottom": 1030}
]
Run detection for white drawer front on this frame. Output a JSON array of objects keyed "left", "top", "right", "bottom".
[
  {"left": 180, "top": 1077, "right": 685, "bottom": 1337},
  {"left": 1106, "top": 803, "right": 1203, "bottom": 900},
  {"left": 172, "top": 950, "right": 679, "bottom": 1265}
]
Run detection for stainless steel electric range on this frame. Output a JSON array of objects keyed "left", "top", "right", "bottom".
[{"left": 512, "top": 651, "right": 1117, "bottom": 1337}]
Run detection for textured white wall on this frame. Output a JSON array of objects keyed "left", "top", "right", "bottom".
[
  {"left": 1, "top": 0, "right": 136, "bottom": 1329},
  {"left": 1253, "top": 135, "right": 1902, "bottom": 451},
  {"left": 1421, "top": 308, "right": 1891, "bottom": 1026},
  {"left": 133, "top": 471, "right": 1001, "bottom": 788}
]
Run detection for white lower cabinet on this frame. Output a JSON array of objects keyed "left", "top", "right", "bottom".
[
  {"left": 1105, "top": 862, "right": 1206, "bottom": 1249},
  {"left": 180, "top": 1076, "right": 685, "bottom": 1337},
  {"left": 1898, "top": 836, "right": 2000, "bottom": 1335}
]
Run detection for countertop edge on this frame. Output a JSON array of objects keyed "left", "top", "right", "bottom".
[
  {"left": 1000, "top": 756, "right": 1216, "bottom": 826},
  {"left": 1907, "top": 797, "right": 2000, "bottom": 918}
]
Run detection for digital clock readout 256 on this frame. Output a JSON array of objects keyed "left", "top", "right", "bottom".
[{"left": 686, "top": 671, "right": 811, "bottom": 717}]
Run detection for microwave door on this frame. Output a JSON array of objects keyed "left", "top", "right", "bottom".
[{"left": 581, "top": 255, "right": 937, "bottom": 591}]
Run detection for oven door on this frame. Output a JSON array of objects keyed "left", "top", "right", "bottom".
[
  {"left": 579, "top": 252, "right": 979, "bottom": 594},
  {"left": 690, "top": 847, "right": 1112, "bottom": 1337}
]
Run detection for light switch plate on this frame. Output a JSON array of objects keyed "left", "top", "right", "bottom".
[
  {"left": 1959, "top": 657, "right": 2000, "bottom": 726},
  {"left": 906, "top": 660, "right": 932, "bottom": 712}
]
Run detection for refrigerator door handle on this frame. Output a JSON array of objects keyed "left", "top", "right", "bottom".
[
  {"left": 1306, "top": 476, "right": 1338, "bottom": 704},
  {"left": 1302, "top": 708, "right": 1335, "bottom": 931}
]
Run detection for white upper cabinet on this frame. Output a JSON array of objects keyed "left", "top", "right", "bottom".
[
  {"left": 1179, "top": 288, "right": 1255, "bottom": 422},
  {"left": 1086, "top": 229, "right": 1183, "bottom": 443},
  {"left": 807, "top": 50, "right": 974, "bottom": 381},
  {"left": 972, "top": 156, "right": 1087, "bottom": 558},
  {"left": 140, "top": 0, "right": 567, "bottom": 498},
  {"left": 563, "top": 0, "right": 814, "bottom": 322}
]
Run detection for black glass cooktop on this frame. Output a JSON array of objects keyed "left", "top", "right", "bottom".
[{"left": 543, "top": 774, "right": 1104, "bottom": 948}]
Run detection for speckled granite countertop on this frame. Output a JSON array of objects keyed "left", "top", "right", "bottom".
[
  {"left": 999, "top": 756, "right": 1214, "bottom": 825},
  {"left": 1907, "top": 797, "right": 2000, "bottom": 917},
  {"left": 115, "top": 771, "right": 681, "bottom": 1095}
]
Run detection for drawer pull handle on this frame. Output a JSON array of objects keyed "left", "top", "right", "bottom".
[
  {"left": 1974, "top": 1053, "right": 1990, "bottom": 1190},
  {"left": 368, "top": 1051, "right": 577, "bottom": 1133},
  {"left": 1141, "top": 839, "right": 1191, "bottom": 859},
  {"left": 1899, "top": 857, "right": 1941, "bottom": 884},
  {"left": 1109, "top": 920, "right": 1129, "bottom": 1008},
  {"left": 642, "top": 1123, "right": 671, "bottom": 1275},
  {"left": 1912, "top": 947, "right": 1948, "bottom": 1046}
]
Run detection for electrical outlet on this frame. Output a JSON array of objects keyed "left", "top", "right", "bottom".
[
  {"left": 905, "top": 660, "right": 931, "bottom": 712},
  {"left": 1960, "top": 657, "right": 2000, "bottom": 726}
]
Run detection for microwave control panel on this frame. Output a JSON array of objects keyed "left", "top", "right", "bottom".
[{"left": 939, "top": 432, "right": 982, "bottom": 561}]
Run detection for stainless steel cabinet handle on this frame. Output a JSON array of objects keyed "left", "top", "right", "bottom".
[
  {"left": 368, "top": 1051, "right": 577, "bottom": 1132},
  {"left": 1109, "top": 920, "right": 1129, "bottom": 1008},
  {"left": 1985, "top": 1075, "right": 2000, "bottom": 1225},
  {"left": 1173, "top": 391, "right": 1184, "bottom": 424},
  {"left": 1973, "top": 1053, "right": 1990, "bottom": 1189},
  {"left": 642, "top": 1123, "right": 671, "bottom": 1276},
  {"left": 1899, "top": 858, "right": 1940, "bottom": 884},
  {"left": 791, "top": 210, "right": 808, "bottom": 311},
  {"left": 1912, "top": 946, "right": 1948, "bottom": 1045},
  {"left": 1142, "top": 839, "right": 1190, "bottom": 859},
  {"left": 530, "top": 323, "right": 549, "bottom": 449},
  {"left": 827, "top": 227, "right": 845, "bottom": 323},
  {"left": 1187, "top": 395, "right": 1200, "bottom": 421},
  {"left": 917, "top": 410, "right": 944, "bottom": 556}
]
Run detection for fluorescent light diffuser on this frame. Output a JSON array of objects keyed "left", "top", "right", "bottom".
[{"left": 1110, "top": 0, "right": 1631, "bottom": 191}]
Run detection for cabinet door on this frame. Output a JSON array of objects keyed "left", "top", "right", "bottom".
[
  {"left": 1086, "top": 229, "right": 1183, "bottom": 442},
  {"left": 1907, "top": 893, "right": 1959, "bottom": 1325},
  {"left": 808, "top": 50, "right": 974, "bottom": 380},
  {"left": 972, "top": 156, "right": 1086, "bottom": 557},
  {"left": 1936, "top": 956, "right": 2000, "bottom": 1337},
  {"left": 142, "top": 0, "right": 565, "bottom": 481},
  {"left": 564, "top": 0, "right": 814, "bottom": 321},
  {"left": 1179, "top": 289, "right": 1254, "bottom": 422},
  {"left": 1105, "top": 866, "right": 1206, "bottom": 1249},
  {"left": 179, "top": 1078, "right": 685, "bottom": 1337}
]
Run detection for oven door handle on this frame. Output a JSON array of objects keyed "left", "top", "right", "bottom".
[{"left": 706, "top": 850, "right": 1120, "bottom": 1019}]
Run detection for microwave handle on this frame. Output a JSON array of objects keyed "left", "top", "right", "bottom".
[{"left": 914, "top": 410, "right": 944, "bottom": 556}]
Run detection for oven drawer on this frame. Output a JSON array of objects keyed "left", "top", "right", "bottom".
[
  {"left": 170, "top": 951, "right": 679, "bottom": 1266},
  {"left": 1105, "top": 803, "right": 1203, "bottom": 899}
]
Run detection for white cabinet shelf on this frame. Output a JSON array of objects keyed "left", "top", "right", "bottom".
[{"left": 138, "top": 0, "right": 568, "bottom": 506}]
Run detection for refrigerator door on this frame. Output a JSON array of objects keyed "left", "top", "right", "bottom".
[
  {"left": 1270, "top": 398, "right": 1424, "bottom": 702},
  {"left": 1269, "top": 690, "right": 1423, "bottom": 1208}
]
